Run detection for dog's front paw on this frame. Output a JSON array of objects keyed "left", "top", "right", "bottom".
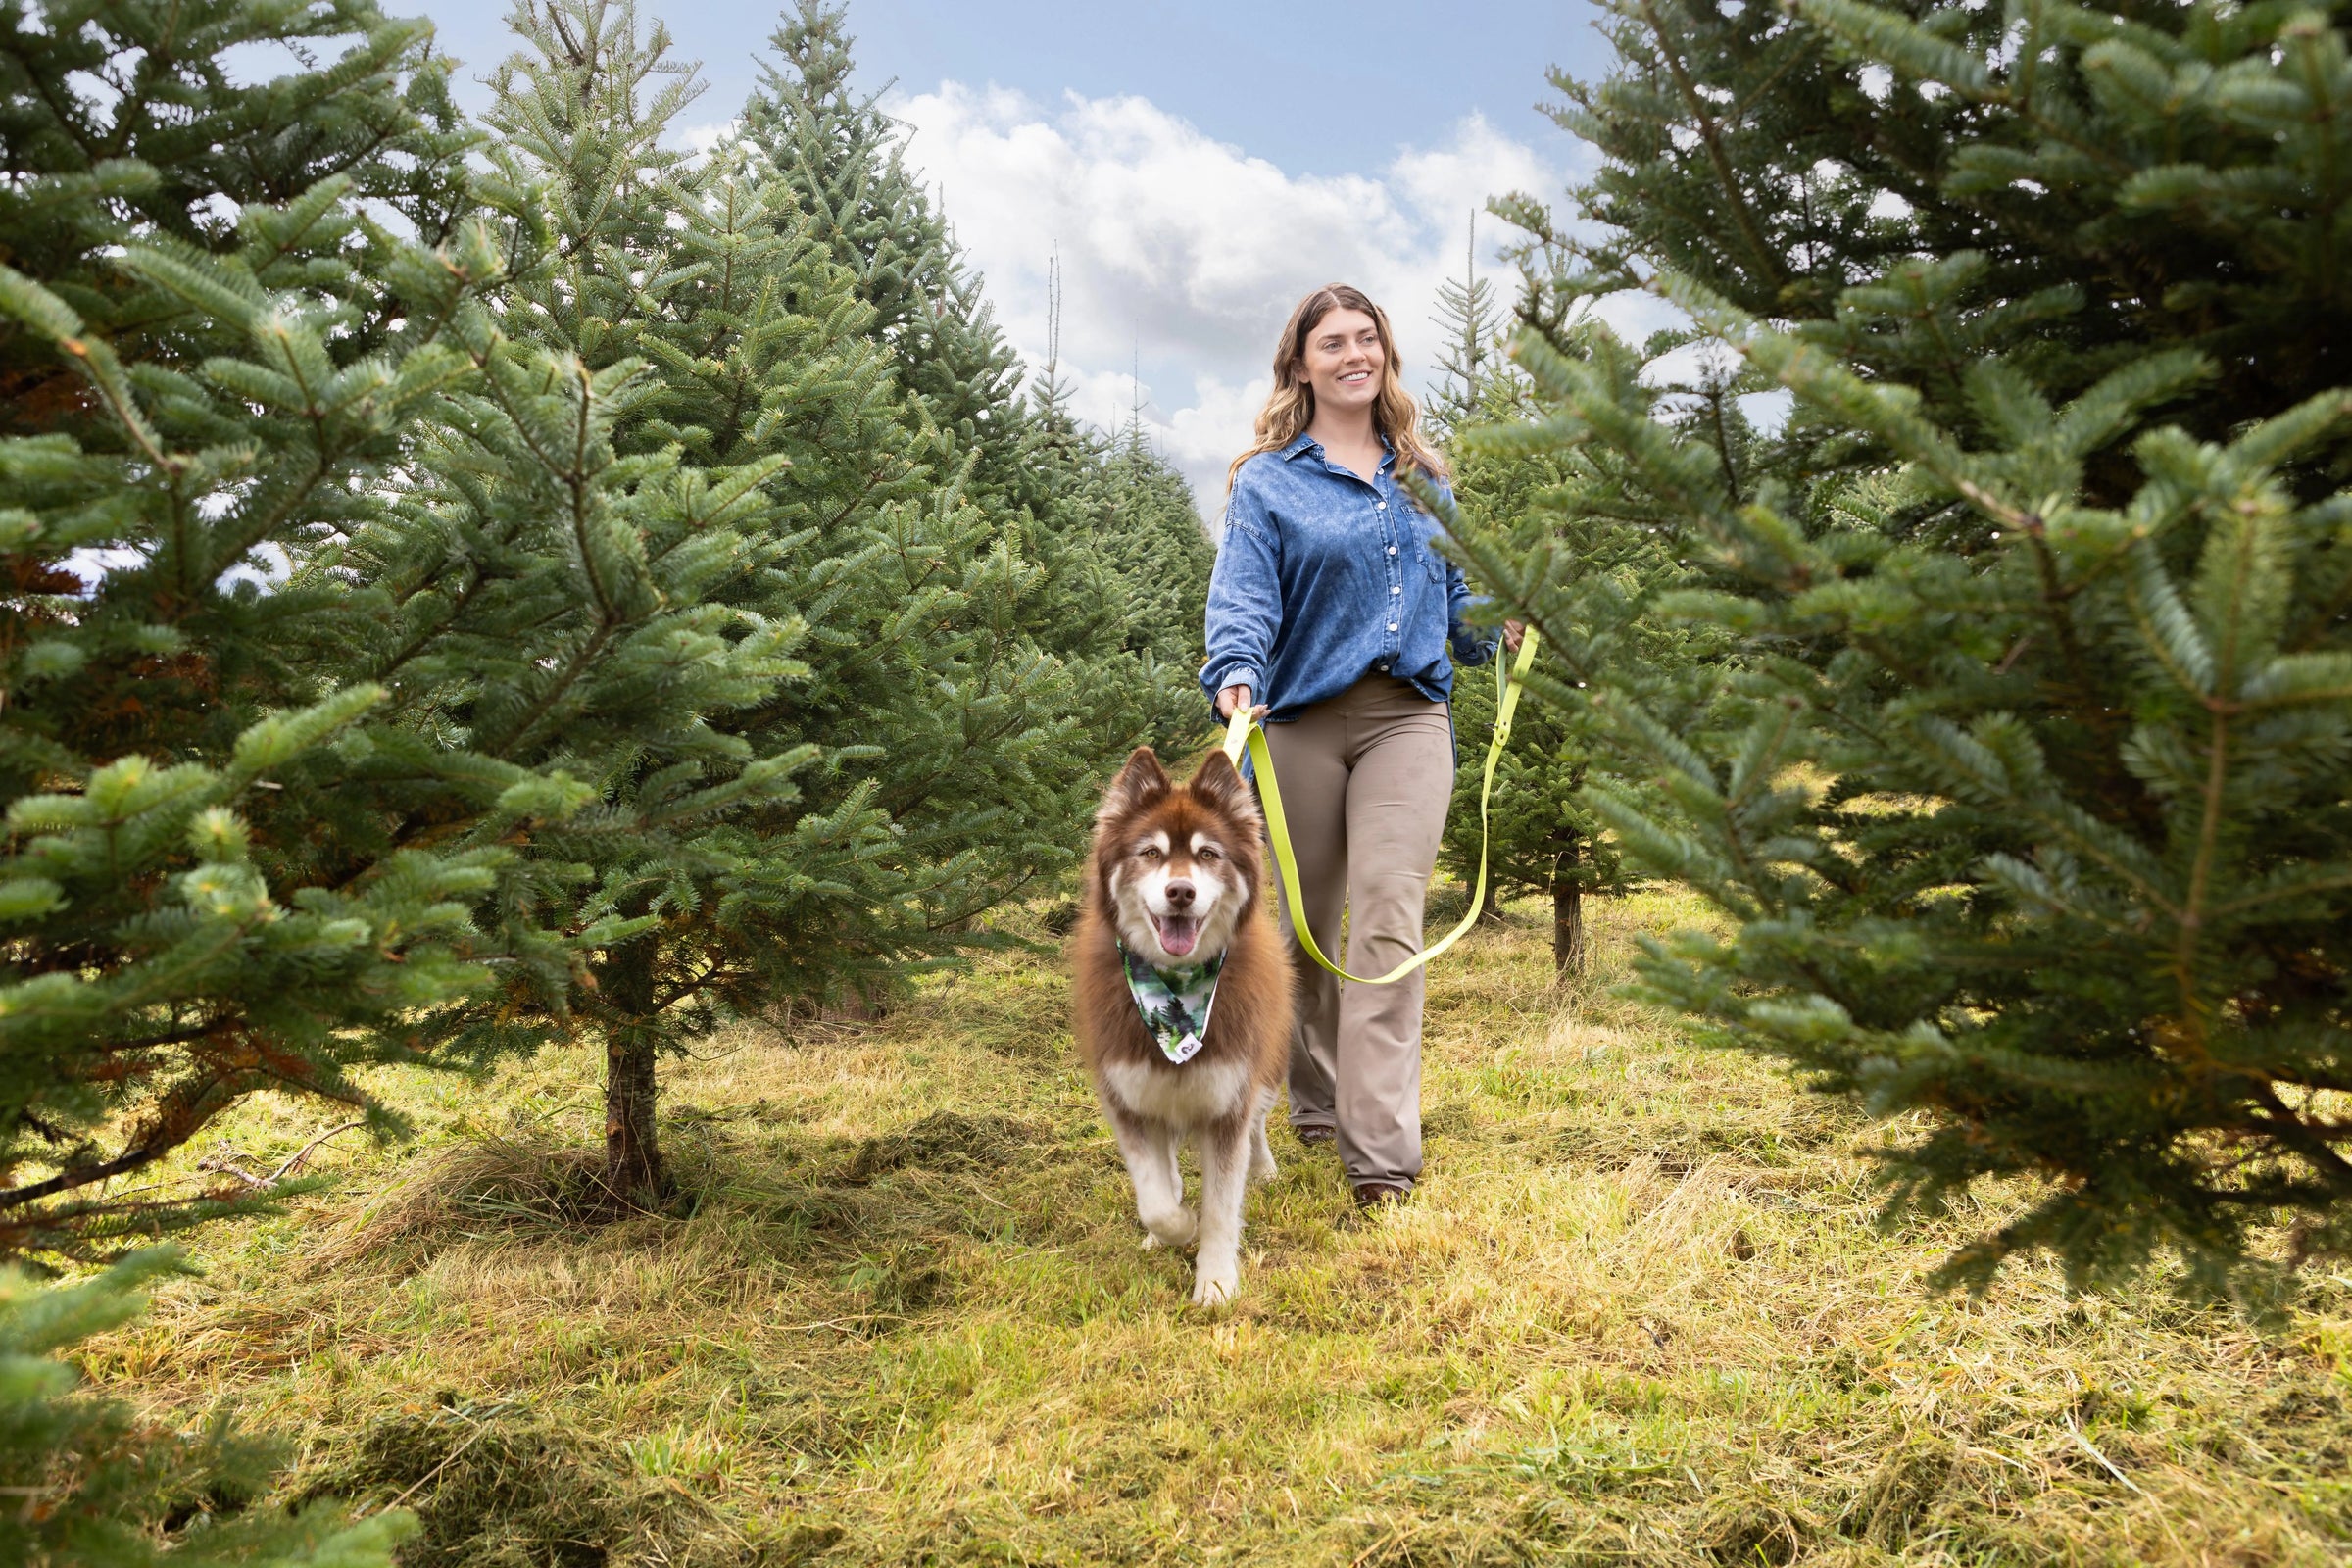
[
  {"left": 1190, "top": 1258, "right": 1240, "bottom": 1307},
  {"left": 1142, "top": 1206, "right": 1197, "bottom": 1250}
]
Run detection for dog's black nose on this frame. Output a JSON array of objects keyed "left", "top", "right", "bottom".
[{"left": 1162, "top": 880, "right": 1196, "bottom": 908}]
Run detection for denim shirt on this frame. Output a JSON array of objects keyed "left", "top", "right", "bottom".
[{"left": 1200, "top": 432, "right": 1493, "bottom": 723}]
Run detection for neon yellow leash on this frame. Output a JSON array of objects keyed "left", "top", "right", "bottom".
[{"left": 1221, "top": 627, "right": 1541, "bottom": 985}]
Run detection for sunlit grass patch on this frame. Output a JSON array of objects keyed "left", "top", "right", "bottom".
[{"left": 88, "top": 892, "right": 2352, "bottom": 1565}]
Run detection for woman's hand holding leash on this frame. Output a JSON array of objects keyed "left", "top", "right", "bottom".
[{"left": 1501, "top": 619, "right": 1526, "bottom": 655}]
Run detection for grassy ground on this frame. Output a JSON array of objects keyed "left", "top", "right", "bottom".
[{"left": 90, "top": 890, "right": 2352, "bottom": 1566}]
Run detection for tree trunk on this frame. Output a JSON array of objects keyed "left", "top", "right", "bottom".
[
  {"left": 1551, "top": 836, "right": 1587, "bottom": 977},
  {"left": 603, "top": 940, "right": 668, "bottom": 1205}
]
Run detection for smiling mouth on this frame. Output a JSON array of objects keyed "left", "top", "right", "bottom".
[{"left": 1151, "top": 913, "right": 1201, "bottom": 957}]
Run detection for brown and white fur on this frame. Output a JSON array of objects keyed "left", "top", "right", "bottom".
[{"left": 1072, "top": 747, "right": 1293, "bottom": 1306}]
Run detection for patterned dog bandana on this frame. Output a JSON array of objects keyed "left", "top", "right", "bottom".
[{"left": 1118, "top": 943, "right": 1224, "bottom": 1065}]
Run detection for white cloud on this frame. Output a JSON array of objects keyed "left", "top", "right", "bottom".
[
  {"left": 1161, "top": 374, "right": 1272, "bottom": 509},
  {"left": 678, "top": 118, "right": 740, "bottom": 160},
  {"left": 1388, "top": 117, "right": 1558, "bottom": 231},
  {"left": 888, "top": 83, "right": 1581, "bottom": 512}
]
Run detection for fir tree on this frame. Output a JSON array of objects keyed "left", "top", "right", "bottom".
[
  {"left": 1429, "top": 219, "right": 1724, "bottom": 971},
  {"left": 1078, "top": 416, "right": 1217, "bottom": 758},
  {"left": 426, "top": 0, "right": 1114, "bottom": 1198},
  {"left": 1020, "top": 253, "right": 1146, "bottom": 663},
  {"left": 1091, "top": 410, "right": 1216, "bottom": 667},
  {"left": 1024, "top": 270, "right": 1207, "bottom": 755},
  {"left": 737, "top": 1, "right": 1037, "bottom": 520},
  {"left": 0, "top": 0, "right": 475, "bottom": 423},
  {"left": 1436, "top": 375, "right": 1617, "bottom": 971},
  {"left": 1426, "top": 212, "right": 1504, "bottom": 434},
  {"left": 0, "top": 0, "right": 546, "bottom": 1255},
  {"left": 1500, "top": 0, "right": 2350, "bottom": 480},
  {"left": 739, "top": 4, "right": 1210, "bottom": 690},
  {"left": 1461, "top": 0, "right": 2352, "bottom": 1298},
  {"left": 1, "top": 1251, "right": 409, "bottom": 1566},
  {"left": 737, "top": 3, "right": 1221, "bottom": 765},
  {"left": 1435, "top": 326, "right": 1723, "bottom": 972}
]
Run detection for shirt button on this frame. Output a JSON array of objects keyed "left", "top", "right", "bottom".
[
  {"left": 1390, "top": 585, "right": 1401, "bottom": 595},
  {"left": 1387, "top": 622, "right": 1398, "bottom": 632},
  {"left": 1386, "top": 545, "right": 1396, "bottom": 555},
  {"left": 1376, "top": 501, "right": 1387, "bottom": 511}
]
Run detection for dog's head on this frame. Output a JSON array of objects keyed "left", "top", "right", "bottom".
[{"left": 1091, "top": 747, "right": 1264, "bottom": 968}]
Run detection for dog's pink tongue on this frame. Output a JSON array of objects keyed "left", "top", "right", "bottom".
[{"left": 1154, "top": 915, "right": 1200, "bottom": 957}]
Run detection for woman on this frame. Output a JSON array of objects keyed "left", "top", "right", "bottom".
[{"left": 1200, "top": 282, "right": 1522, "bottom": 1210}]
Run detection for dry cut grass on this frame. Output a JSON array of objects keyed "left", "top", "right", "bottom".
[{"left": 86, "top": 890, "right": 2352, "bottom": 1566}]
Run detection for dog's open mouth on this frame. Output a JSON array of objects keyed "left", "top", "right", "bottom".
[{"left": 1151, "top": 913, "right": 1201, "bottom": 958}]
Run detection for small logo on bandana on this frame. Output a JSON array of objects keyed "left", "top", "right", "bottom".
[{"left": 1118, "top": 943, "right": 1223, "bottom": 1064}]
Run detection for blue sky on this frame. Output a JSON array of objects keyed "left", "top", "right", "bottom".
[{"left": 407, "top": 0, "right": 1620, "bottom": 503}]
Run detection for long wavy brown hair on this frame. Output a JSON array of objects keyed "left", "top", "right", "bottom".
[{"left": 1225, "top": 283, "right": 1447, "bottom": 494}]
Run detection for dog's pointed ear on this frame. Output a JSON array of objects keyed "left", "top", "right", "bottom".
[
  {"left": 1188, "top": 747, "right": 1259, "bottom": 828},
  {"left": 1099, "top": 747, "right": 1172, "bottom": 823}
]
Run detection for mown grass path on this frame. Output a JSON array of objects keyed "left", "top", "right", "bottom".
[{"left": 96, "top": 894, "right": 2352, "bottom": 1565}]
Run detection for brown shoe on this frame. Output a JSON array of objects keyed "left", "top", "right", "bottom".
[
  {"left": 1351, "top": 1181, "right": 1409, "bottom": 1209},
  {"left": 1292, "top": 1124, "right": 1337, "bottom": 1146}
]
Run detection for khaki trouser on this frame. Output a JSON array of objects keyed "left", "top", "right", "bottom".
[{"left": 1261, "top": 675, "right": 1453, "bottom": 1191}]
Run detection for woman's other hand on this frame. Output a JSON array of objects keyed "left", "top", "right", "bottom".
[
  {"left": 1502, "top": 620, "right": 1526, "bottom": 655},
  {"left": 1217, "top": 685, "right": 1266, "bottom": 721}
]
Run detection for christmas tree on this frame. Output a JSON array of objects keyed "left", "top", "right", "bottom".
[
  {"left": 423, "top": 0, "right": 1117, "bottom": 1199},
  {"left": 1426, "top": 213, "right": 1505, "bottom": 433},
  {"left": 0, "top": 0, "right": 541, "bottom": 1255},
  {"left": 1091, "top": 407, "right": 1216, "bottom": 669},
  {"left": 1459, "top": 0, "right": 2352, "bottom": 1298},
  {"left": 737, "top": 1, "right": 1040, "bottom": 523},
  {"left": 1015, "top": 256, "right": 1136, "bottom": 663},
  {"left": 1000, "top": 281, "right": 1202, "bottom": 760},
  {"left": 743, "top": 6, "right": 1217, "bottom": 758},
  {"left": 1429, "top": 245, "right": 1720, "bottom": 971}
]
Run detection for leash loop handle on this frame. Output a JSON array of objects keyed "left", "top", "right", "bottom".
[{"left": 1221, "top": 627, "right": 1540, "bottom": 986}]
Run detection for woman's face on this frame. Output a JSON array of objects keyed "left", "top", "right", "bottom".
[{"left": 1298, "top": 307, "right": 1384, "bottom": 416}]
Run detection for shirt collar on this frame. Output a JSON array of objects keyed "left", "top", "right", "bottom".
[{"left": 1280, "top": 432, "right": 1397, "bottom": 470}]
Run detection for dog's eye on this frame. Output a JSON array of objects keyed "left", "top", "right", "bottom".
[
  {"left": 1138, "top": 845, "right": 1162, "bottom": 860},
  {"left": 1197, "top": 845, "right": 1222, "bottom": 860}
]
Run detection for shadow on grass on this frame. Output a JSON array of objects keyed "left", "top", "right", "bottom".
[{"left": 301, "top": 1405, "right": 840, "bottom": 1568}]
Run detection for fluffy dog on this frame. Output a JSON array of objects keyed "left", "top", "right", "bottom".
[{"left": 1073, "top": 746, "right": 1293, "bottom": 1306}]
